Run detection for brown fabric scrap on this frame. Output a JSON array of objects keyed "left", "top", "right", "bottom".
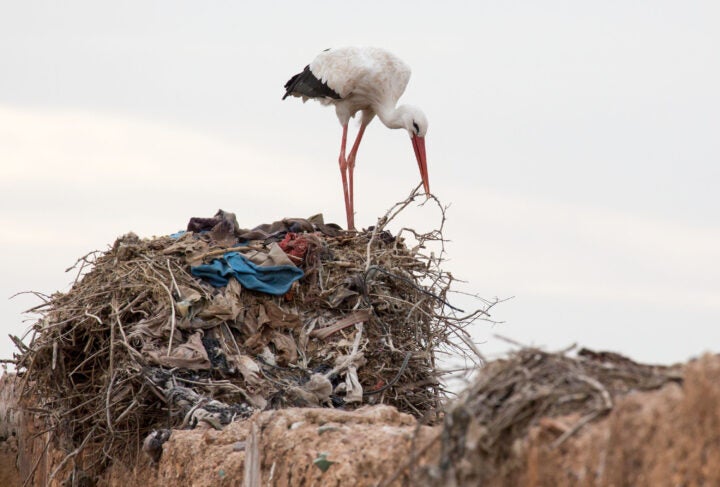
[
  {"left": 242, "top": 242, "right": 296, "bottom": 267},
  {"left": 131, "top": 307, "right": 173, "bottom": 339},
  {"left": 264, "top": 302, "right": 302, "bottom": 329},
  {"left": 176, "top": 317, "right": 217, "bottom": 330},
  {"left": 174, "top": 286, "right": 203, "bottom": 318},
  {"left": 231, "top": 354, "right": 262, "bottom": 387},
  {"left": 236, "top": 214, "right": 342, "bottom": 241},
  {"left": 334, "top": 353, "right": 367, "bottom": 404},
  {"left": 144, "top": 331, "right": 211, "bottom": 370},
  {"left": 269, "top": 331, "right": 298, "bottom": 365},
  {"left": 286, "top": 373, "right": 332, "bottom": 406},
  {"left": 187, "top": 210, "right": 240, "bottom": 234},
  {"left": 244, "top": 302, "right": 301, "bottom": 333},
  {"left": 307, "top": 213, "right": 342, "bottom": 237},
  {"left": 286, "top": 386, "right": 322, "bottom": 407},
  {"left": 163, "top": 233, "right": 210, "bottom": 266},
  {"left": 243, "top": 303, "right": 301, "bottom": 366},
  {"left": 344, "top": 365, "right": 363, "bottom": 403},
  {"left": 198, "top": 279, "right": 242, "bottom": 322},
  {"left": 328, "top": 285, "right": 360, "bottom": 308},
  {"left": 303, "top": 373, "right": 333, "bottom": 404}
]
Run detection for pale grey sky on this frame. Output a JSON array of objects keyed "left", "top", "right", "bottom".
[{"left": 1, "top": 1, "right": 719, "bottom": 366}]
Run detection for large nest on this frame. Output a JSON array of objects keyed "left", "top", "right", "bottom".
[
  {"left": 12, "top": 191, "right": 489, "bottom": 481},
  {"left": 424, "top": 345, "right": 684, "bottom": 485}
]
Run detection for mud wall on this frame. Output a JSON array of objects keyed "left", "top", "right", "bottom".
[
  {"left": 507, "top": 355, "right": 720, "bottom": 487},
  {"left": 4, "top": 355, "right": 720, "bottom": 486}
]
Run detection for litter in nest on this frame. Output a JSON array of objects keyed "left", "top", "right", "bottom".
[{"left": 11, "top": 187, "right": 492, "bottom": 481}]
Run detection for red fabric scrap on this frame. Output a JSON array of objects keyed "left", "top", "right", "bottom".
[{"left": 279, "top": 232, "right": 309, "bottom": 264}]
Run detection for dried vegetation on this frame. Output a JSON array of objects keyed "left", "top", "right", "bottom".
[
  {"left": 11, "top": 188, "right": 490, "bottom": 482},
  {"left": 424, "top": 345, "right": 685, "bottom": 485}
]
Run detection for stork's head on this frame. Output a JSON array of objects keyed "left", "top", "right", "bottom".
[
  {"left": 399, "top": 105, "right": 430, "bottom": 194},
  {"left": 401, "top": 105, "right": 429, "bottom": 138}
]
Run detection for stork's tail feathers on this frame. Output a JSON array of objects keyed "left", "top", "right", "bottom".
[
  {"left": 282, "top": 72, "right": 302, "bottom": 100},
  {"left": 283, "top": 65, "right": 341, "bottom": 101}
]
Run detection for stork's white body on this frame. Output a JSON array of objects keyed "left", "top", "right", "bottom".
[
  {"left": 283, "top": 47, "right": 430, "bottom": 230},
  {"left": 309, "top": 47, "right": 412, "bottom": 125}
]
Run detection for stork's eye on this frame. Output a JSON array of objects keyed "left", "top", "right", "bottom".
[{"left": 412, "top": 122, "right": 420, "bottom": 134}]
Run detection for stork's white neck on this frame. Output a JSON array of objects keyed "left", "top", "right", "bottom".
[
  {"left": 375, "top": 104, "right": 428, "bottom": 137},
  {"left": 376, "top": 104, "right": 408, "bottom": 131}
]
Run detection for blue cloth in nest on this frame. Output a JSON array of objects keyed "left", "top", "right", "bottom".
[{"left": 191, "top": 252, "right": 303, "bottom": 295}]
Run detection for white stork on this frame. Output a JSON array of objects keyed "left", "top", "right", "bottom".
[{"left": 283, "top": 46, "right": 430, "bottom": 230}]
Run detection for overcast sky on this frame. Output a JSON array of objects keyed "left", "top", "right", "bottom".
[{"left": 1, "top": 1, "right": 719, "bottom": 367}]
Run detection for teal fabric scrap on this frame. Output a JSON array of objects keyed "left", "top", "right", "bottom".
[{"left": 191, "top": 252, "right": 303, "bottom": 295}]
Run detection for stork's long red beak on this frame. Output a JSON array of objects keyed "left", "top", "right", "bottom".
[{"left": 411, "top": 135, "right": 430, "bottom": 194}]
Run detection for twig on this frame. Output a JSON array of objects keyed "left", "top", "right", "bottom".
[
  {"left": 166, "top": 258, "right": 181, "bottom": 297},
  {"left": 107, "top": 305, "right": 116, "bottom": 435},
  {"left": 549, "top": 373, "right": 614, "bottom": 448},
  {"left": 363, "top": 351, "right": 413, "bottom": 396},
  {"left": 153, "top": 279, "right": 176, "bottom": 357},
  {"left": 47, "top": 426, "right": 97, "bottom": 484},
  {"left": 451, "top": 329, "right": 486, "bottom": 365},
  {"left": 550, "top": 409, "right": 604, "bottom": 449},
  {"left": 324, "top": 323, "right": 364, "bottom": 379},
  {"left": 366, "top": 266, "right": 464, "bottom": 312},
  {"left": 21, "top": 430, "right": 54, "bottom": 487},
  {"left": 243, "top": 421, "right": 261, "bottom": 487},
  {"left": 9, "top": 335, "right": 29, "bottom": 353},
  {"left": 310, "top": 309, "right": 371, "bottom": 339},
  {"left": 493, "top": 334, "right": 531, "bottom": 349},
  {"left": 10, "top": 290, "right": 52, "bottom": 304}
]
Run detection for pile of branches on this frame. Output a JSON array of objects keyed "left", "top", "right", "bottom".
[
  {"left": 427, "top": 345, "right": 684, "bottom": 485},
  {"left": 12, "top": 188, "right": 490, "bottom": 482}
]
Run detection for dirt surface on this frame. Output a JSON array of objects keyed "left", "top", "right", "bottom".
[
  {"left": 0, "top": 439, "right": 21, "bottom": 487},
  {"left": 102, "top": 405, "right": 438, "bottom": 487},
  {"left": 0, "top": 374, "right": 20, "bottom": 486},
  {"left": 496, "top": 354, "right": 720, "bottom": 487},
  {"left": 6, "top": 355, "right": 720, "bottom": 486}
]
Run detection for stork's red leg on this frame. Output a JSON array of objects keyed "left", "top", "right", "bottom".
[
  {"left": 346, "top": 122, "right": 368, "bottom": 229},
  {"left": 338, "top": 124, "right": 354, "bottom": 230}
]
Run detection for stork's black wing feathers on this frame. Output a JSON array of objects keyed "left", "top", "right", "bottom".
[{"left": 282, "top": 65, "right": 342, "bottom": 100}]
